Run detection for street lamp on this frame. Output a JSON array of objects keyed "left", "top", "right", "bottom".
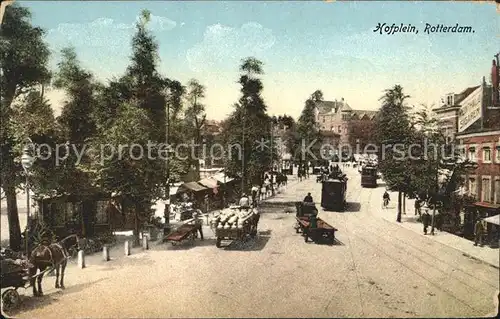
[
  {"left": 163, "top": 87, "right": 172, "bottom": 236},
  {"left": 21, "top": 139, "right": 35, "bottom": 257}
]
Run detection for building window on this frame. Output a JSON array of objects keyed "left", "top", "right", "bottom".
[
  {"left": 496, "top": 146, "right": 500, "bottom": 163},
  {"left": 481, "top": 177, "right": 491, "bottom": 202},
  {"left": 468, "top": 147, "right": 476, "bottom": 162},
  {"left": 495, "top": 178, "right": 500, "bottom": 204},
  {"left": 483, "top": 147, "right": 491, "bottom": 163},
  {"left": 468, "top": 177, "right": 477, "bottom": 197}
]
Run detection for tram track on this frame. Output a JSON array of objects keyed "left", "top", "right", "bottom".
[{"left": 318, "top": 174, "right": 498, "bottom": 314}]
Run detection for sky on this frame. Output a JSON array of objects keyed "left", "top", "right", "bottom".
[{"left": 18, "top": 0, "right": 500, "bottom": 120}]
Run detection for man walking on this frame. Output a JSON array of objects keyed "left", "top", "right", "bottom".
[
  {"left": 474, "top": 219, "right": 484, "bottom": 246},
  {"left": 422, "top": 209, "right": 431, "bottom": 235},
  {"left": 414, "top": 199, "right": 421, "bottom": 216}
]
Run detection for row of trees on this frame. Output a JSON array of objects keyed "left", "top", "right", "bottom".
[
  {"left": 374, "top": 85, "right": 476, "bottom": 223},
  {"left": 2, "top": 4, "right": 327, "bottom": 249},
  {"left": 0, "top": 6, "right": 216, "bottom": 249}
]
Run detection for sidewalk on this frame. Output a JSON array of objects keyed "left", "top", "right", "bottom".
[{"left": 376, "top": 186, "right": 500, "bottom": 269}]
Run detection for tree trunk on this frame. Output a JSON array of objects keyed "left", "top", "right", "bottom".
[
  {"left": 403, "top": 192, "right": 406, "bottom": 214},
  {"left": 396, "top": 191, "right": 402, "bottom": 222},
  {"left": 5, "top": 183, "right": 22, "bottom": 251},
  {"left": 134, "top": 207, "right": 140, "bottom": 247}
]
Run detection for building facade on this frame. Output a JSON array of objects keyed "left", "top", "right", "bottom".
[
  {"left": 315, "top": 98, "right": 377, "bottom": 152},
  {"left": 453, "top": 57, "right": 500, "bottom": 207}
]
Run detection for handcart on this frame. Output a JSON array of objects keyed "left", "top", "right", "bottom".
[{"left": 163, "top": 219, "right": 203, "bottom": 246}]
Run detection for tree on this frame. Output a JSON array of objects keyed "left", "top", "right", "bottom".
[
  {"left": 90, "top": 103, "right": 160, "bottom": 244},
  {"left": 184, "top": 79, "right": 207, "bottom": 180},
  {"left": 375, "top": 85, "right": 413, "bottom": 222},
  {"left": 52, "top": 47, "right": 99, "bottom": 199},
  {"left": 221, "top": 57, "right": 275, "bottom": 192},
  {"left": 10, "top": 91, "right": 62, "bottom": 197},
  {"left": 0, "top": 4, "right": 51, "bottom": 250},
  {"left": 88, "top": 9, "right": 173, "bottom": 243},
  {"left": 294, "top": 91, "right": 324, "bottom": 165}
]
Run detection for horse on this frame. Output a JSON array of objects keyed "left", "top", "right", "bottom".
[{"left": 28, "top": 234, "right": 80, "bottom": 296}]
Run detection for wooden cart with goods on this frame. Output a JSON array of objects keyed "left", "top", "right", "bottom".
[
  {"left": 211, "top": 207, "right": 260, "bottom": 248},
  {"left": 163, "top": 219, "right": 203, "bottom": 246},
  {"left": 295, "top": 216, "right": 337, "bottom": 244}
]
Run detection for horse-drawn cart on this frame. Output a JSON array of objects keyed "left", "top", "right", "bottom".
[
  {"left": 295, "top": 217, "right": 337, "bottom": 244},
  {"left": 211, "top": 207, "right": 260, "bottom": 248},
  {"left": 1, "top": 259, "right": 29, "bottom": 311},
  {"left": 294, "top": 201, "right": 337, "bottom": 244}
]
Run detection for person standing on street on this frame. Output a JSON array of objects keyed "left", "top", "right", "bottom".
[
  {"left": 474, "top": 219, "right": 485, "bottom": 246},
  {"left": 422, "top": 210, "right": 431, "bottom": 235},
  {"left": 414, "top": 199, "right": 421, "bottom": 216}
]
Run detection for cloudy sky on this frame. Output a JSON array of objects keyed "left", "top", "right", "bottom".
[{"left": 19, "top": 1, "right": 499, "bottom": 120}]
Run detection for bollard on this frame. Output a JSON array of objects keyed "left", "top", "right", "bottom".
[
  {"left": 124, "top": 240, "right": 131, "bottom": 256},
  {"left": 77, "top": 250, "right": 85, "bottom": 269},
  {"left": 102, "top": 246, "right": 110, "bottom": 261},
  {"left": 142, "top": 236, "right": 149, "bottom": 250}
]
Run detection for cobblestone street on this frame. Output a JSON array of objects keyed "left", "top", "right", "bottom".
[{"left": 4, "top": 168, "right": 498, "bottom": 318}]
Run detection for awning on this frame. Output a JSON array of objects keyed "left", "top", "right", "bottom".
[
  {"left": 483, "top": 214, "right": 500, "bottom": 226},
  {"left": 212, "top": 172, "right": 235, "bottom": 184},
  {"left": 178, "top": 182, "right": 208, "bottom": 193},
  {"left": 474, "top": 202, "right": 500, "bottom": 209},
  {"left": 198, "top": 178, "right": 218, "bottom": 189}
]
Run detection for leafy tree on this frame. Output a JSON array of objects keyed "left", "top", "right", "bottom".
[
  {"left": 52, "top": 47, "right": 99, "bottom": 197},
  {"left": 90, "top": 103, "right": 160, "bottom": 244},
  {"left": 294, "top": 91, "right": 324, "bottom": 165},
  {"left": 221, "top": 57, "right": 275, "bottom": 192},
  {"left": 0, "top": 4, "right": 51, "bottom": 250},
  {"left": 89, "top": 9, "right": 173, "bottom": 242},
  {"left": 184, "top": 79, "right": 207, "bottom": 180},
  {"left": 10, "top": 92, "right": 63, "bottom": 197},
  {"left": 375, "top": 85, "right": 413, "bottom": 222},
  {"left": 125, "top": 9, "right": 167, "bottom": 142}
]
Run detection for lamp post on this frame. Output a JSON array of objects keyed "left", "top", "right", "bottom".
[
  {"left": 164, "top": 87, "right": 171, "bottom": 236},
  {"left": 21, "top": 139, "right": 35, "bottom": 257}
]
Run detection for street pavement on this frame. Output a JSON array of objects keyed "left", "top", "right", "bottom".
[{"left": 2, "top": 168, "right": 499, "bottom": 318}]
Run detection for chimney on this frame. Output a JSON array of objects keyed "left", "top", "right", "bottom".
[{"left": 492, "top": 59, "right": 499, "bottom": 106}]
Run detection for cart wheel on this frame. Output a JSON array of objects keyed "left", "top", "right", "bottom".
[
  {"left": 216, "top": 237, "right": 222, "bottom": 248},
  {"left": 2, "top": 289, "right": 20, "bottom": 312}
]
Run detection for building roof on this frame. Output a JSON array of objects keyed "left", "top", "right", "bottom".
[
  {"left": 455, "top": 86, "right": 481, "bottom": 105},
  {"left": 316, "top": 100, "right": 351, "bottom": 114},
  {"left": 178, "top": 182, "right": 208, "bottom": 193},
  {"left": 198, "top": 178, "right": 218, "bottom": 189},
  {"left": 351, "top": 110, "right": 378, "bottom": 120}
]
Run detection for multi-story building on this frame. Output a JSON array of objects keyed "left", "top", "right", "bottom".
[
  {"left": 452, "top": 57, "right": 500, "bottom": 241},
  {"left": 315, "top": 98, "right": 377, "bottom": 152}
]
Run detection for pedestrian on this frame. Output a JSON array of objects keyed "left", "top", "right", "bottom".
[
  {"left": 422, "top": 210, "right": 431, "bottom": 235},
  {"left": 414, "top": 199, "right": 421, "bottom": 216},
  {"left": 204, "top": 194, "right": 210, "bottom": 214},
  {"left": 474, "top": 219, "right": 484, "bottom": 246},
  {"left": 251, "top": 185, "right": 259, "bottom": 207}
]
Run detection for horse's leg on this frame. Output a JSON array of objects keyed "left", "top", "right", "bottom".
[
  {"left": 55, "top": 264, "right": 60, "bottom": 288},
  {"left": 60, "top": 260, "right": 67, "bottom": 289},
  {"left": 37, "top": 267, "right": 45, "bottom": 296},
  {"left": 31, "top": 269, "right": 38, "bottom": 297}
]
